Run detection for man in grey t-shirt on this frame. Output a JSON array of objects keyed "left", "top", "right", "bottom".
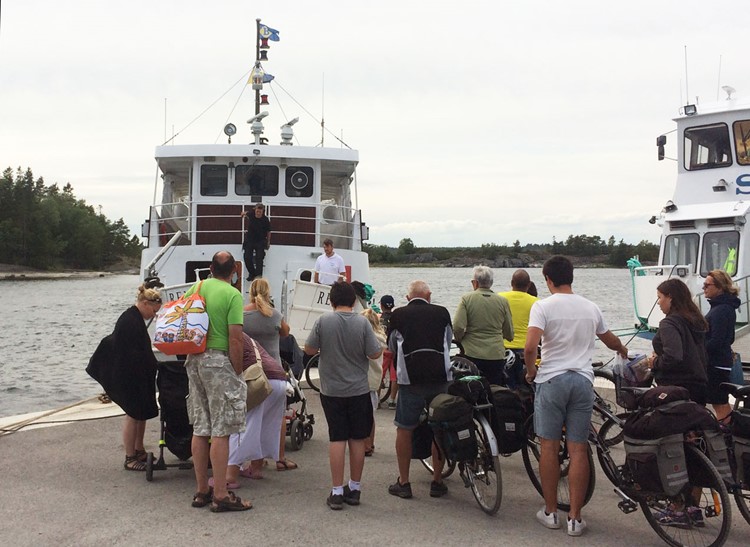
[{"left": 305, "top": 281, "right": 382, "bottom": 510}]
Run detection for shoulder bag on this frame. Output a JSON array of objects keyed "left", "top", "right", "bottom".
[
  {"left": 244, "top": 337, "right": 273, "bottom": 410},
  {"left": 153, "top": 281, "right": 209, "bottom": 355}
]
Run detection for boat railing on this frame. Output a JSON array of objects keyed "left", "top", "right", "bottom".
[{"left": 145, "top": 200, "right": 363, "bottom": 250}]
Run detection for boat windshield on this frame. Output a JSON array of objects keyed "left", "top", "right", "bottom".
[
  {"left": 662, "top": 233, "right": 699, "bottom": 271},
  {"left": 683, "top": 123, "right": 732, "bottom": 170},
  {"left": 734, "top": 120, "right": 750, "bottom": 165},
  {"left": 700, "top": 230, "right": 739, "bottom": 276}
]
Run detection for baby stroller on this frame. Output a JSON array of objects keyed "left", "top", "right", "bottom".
[
  {"left": 145, "top": 360, "right": 194, "bottom": 481},
  {"left": 281, "top": 357, "right": 315, "bottom": 451}
]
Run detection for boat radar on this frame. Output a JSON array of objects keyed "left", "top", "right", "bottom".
[
  {"left": 248, "top": 111, "right": 269, "bottom": 145},
  {"left": 280, "top": 117, "right": 299, "bottom": 145}
]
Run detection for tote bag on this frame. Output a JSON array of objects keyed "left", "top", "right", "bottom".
[
  {"left": 244, "top": 338, "right": 272, "bottom": 410},
  {"left": 153, "top": 281, "right": 209, "bottom": 355}
]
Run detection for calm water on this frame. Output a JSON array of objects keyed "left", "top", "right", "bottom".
[{"left": 0, "top": 268, "right": 650, "bottom": 417}]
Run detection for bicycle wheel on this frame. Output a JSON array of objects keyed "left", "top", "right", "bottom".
[
  {"left": 735, "top": 484, "right": 750, "bottom": 526},
  {"left": 420, "top": 451, "right": 456, "bottom": 479},
  {"left": 521, "top": 414, "right": 595, "bottom": 512},
  {"left": 463, "top": 416, "right": 502, "bottom": 515},
  {"left": 639, "top": 443, "right": 731, "bottom": 547},
  {"left": 593, "top": 368, "right": 625, "bottom": 428},
  {"left": 595, "top": 417, "right": 627, "bottom": 485},
  {"left": 378, "top": 370, "right": 392, "bottom": 404},
  {"left": 598, "top": 412, "right": 629, "bottom": 449},
  {"left": 304, "top": 354, "right": 321, "bottom": 392}
]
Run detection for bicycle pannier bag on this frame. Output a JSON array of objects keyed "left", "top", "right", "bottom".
[
  {"left": 447, "top": 375, "right": 491, "bottom": 405},
  {"left": 412, "top": 417, "right": 434, "bottom": 460},
  {"left": 153, "top": 281, "right": 209, "bottom": 355},
  {"left": 638, "top": 385, "right": 690, "bottom": 408},
  {"left": 428, "top": 393, "right": 476, "bottom": 461},
  {"left": 702, "top": 429, "right": 732, "bottom": 482},
  {"left": 623, "top": 400, "right": 717, "bottom": 440},
  {"left": 732, "top": 410, "right": 750, "bottom": 483},
  {"left": 490, "top": 386, "right": 525, "bottom": 454},
  {"left": 625, "top": 434, "right": 688, "bottom": 495}
]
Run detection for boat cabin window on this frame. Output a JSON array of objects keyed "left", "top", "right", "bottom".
[
  {"left": 734, "top": 120, "right": 750, "bottom": 165},
  {"left": 285, "top": 166, "right": 314, "bottom": 198},
  {"left": 700, "top": 230, "right": 739, "bottom": 276},
  {"left": 200, "top": 165, "right": 228, "bottom": 196},
  {"left": 662, "top": 233, "right": 699, "bottom": 272},
  {"left": 235, "top": 165, "right": 279, "bottom": 196},
  {"left": 683, "top": 123, "right": 732, "bottom": 170}
]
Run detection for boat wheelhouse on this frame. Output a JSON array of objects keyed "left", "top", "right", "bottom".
[
  {"left": 139, "top": 19, "right": 371, "bottom": 343},
  {"left": 630, "top": 87, "right": 750, "bottom": 338}
]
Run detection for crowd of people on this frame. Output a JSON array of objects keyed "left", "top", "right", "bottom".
[{"left": 93, "top": 248, "right": 740, "bottom": 530}]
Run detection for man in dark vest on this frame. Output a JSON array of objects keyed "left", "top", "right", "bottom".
[
  {"left": 241, "top": 203, "right": 271, "bottom": 281},
  {"left": 386, "top": 280, "right": 453, "bottom": 500}
]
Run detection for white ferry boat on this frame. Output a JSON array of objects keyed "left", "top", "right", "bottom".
[
  {"left": 139, "top": 20, "right": 371, "bottom": 342},
  {"left": 629, "top": 86, "right": 750, "bottom": 342}
]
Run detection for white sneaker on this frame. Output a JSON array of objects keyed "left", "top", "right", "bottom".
[
  {"left": 536, "top": 508, "right": 560, "bottom": 529},
  {"left": 567, "top": 517, "right": 587, "bottom": 536}
]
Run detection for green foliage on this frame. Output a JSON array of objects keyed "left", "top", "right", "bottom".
[
  {"left": 0, "top": 167, "right": 142, "bottom": 270},
  {"left": 398, "top": 237, "right": 415, "bottom": 254}
]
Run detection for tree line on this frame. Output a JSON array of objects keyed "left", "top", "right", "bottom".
[
  {"left": 365, "top": 234, "right": 659, "bottom": 266},
  {"left": 0, "top": 167, "right": 142, "bottom": 270}
]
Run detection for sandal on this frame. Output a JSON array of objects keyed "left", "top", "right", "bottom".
[
  {"left": 192, "top": 487, "right": 214, "bottom": 508},
  {"left": 210, "top": 492, "right": 253, "bottom": 512},
  {"left": 276, "top": 459, "right": 298, "bottom": 471},
  {"left": 135, "top": 449, "right": 149, "bottom": 463},
  {"left": 124, "top": 455, "right": 147, "bottom": 471}
]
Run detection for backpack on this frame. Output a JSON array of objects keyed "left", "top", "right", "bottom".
[
  {"left": 624, "top": 434, "right": 688, "bottom": 495},
  {"left": 428, "top": 393, "right": 476, "bottom": 461},
  {"left": 447, "top": 375, "right": 492, "bottom": 405},
  {"left": 153, "top": 281, "right": 209, "bottom": 355},
  {"left": 732, "top": 410, "right": 750, "bottom": 483},
  {"left": 638, "top": 385, "right": 691, "bottom": 408},
  {"left": 489, "top": 386, "right": 526, "bottom": 454},
  {"left": 623, "top": 400, "right": 718, "bottom": 440}
]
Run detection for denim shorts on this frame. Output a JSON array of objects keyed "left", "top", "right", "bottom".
[
  {"left": 394, "top": 383, "right": 449, "bottom": 430},
  {"left": 534, "top": 371, "right": 593, "bottom": 443}
]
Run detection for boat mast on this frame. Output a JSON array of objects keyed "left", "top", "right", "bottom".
[{"left": 255, "top": 18, "right": 261, "bottom": 116}]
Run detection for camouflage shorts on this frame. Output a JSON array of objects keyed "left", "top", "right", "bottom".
[{"left": 185, "top": 350, "right": 246, "bottom": 437}]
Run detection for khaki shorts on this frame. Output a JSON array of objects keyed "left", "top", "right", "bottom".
[{"left": 185, "top": 350, "right": 246, "bottom": 437}]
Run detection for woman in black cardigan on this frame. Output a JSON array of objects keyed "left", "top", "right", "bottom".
[{"left": 645, "top": 278, "right": 709, "bottom": 404}]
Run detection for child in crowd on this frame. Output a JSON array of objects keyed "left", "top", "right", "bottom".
[
  {"left": 361, "top": 308, "right": 386, "bottom": 456},
  {"left": 304, "top": 282, "right": 383, "bottom": 510}
]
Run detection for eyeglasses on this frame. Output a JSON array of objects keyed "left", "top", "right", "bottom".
[
  {"left": 148, "top": 297, "right": 163, "bottom": 304},
  {"left": 702, "top": 283, "right": 715, "bottom": 289}
]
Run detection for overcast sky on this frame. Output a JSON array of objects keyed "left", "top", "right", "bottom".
[{"left": 2, "top": 1, "right": 749, "bottom": 248}]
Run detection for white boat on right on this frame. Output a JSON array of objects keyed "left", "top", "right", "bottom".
[{"left": 629, "top": 85, "right": 750, "bottom": 364}]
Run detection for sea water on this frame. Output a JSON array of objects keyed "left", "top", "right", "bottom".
[{"left": 0, "top": 268, "right": 650, "bottom": 417}]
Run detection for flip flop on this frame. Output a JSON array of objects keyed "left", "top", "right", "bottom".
[
  {"left": 208, "top": 477, "right": 241, "bottom": 490},
  {"left": 239, "top": 467, "right": 263, "bottom": 480},
  {"left": 276, "top": 459, "right": 298, "bottom": 471}
]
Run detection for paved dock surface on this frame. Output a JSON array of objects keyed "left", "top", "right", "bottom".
[{"left": 1, "top": 392, "right": 748, "bottom": 546}]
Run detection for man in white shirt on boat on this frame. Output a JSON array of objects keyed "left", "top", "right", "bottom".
[{"left": 314, "top": 238, "right": 347, "bottom": 285}]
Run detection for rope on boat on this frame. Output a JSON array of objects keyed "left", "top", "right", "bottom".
[{"left": 0, "top": 395, "right": 123, "bottom": 438}]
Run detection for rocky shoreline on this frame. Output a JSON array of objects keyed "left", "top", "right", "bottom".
[{"left": 0, "top": 263, "right": 137, "bottom": 281}]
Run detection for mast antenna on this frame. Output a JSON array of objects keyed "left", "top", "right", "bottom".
[
  {"left": 684, "top": 45, "right": 689, "bottom": 105},
  {"left": 716, "top": 54, "right": 722, "bottom": 101},
  {"left": 321, "top": 73, "right": 325, "bottom": 146}
]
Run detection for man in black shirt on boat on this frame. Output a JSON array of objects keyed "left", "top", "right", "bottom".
[{"left": 241, "top": 204, "right": 271, "bottom": 281}]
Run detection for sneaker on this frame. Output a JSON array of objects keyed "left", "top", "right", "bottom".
[
  {"left": 387, "top": 399, "right": 397, "bottom": 410},
  {"left": 388, "top": 478, "right": 413, "bottom": 499},
  {"left": 567, "top": 516, "right": 587, "bottom": 536},
  {"left": 536, "top": 508, "right": 561, "bottom": 529},
  {"left": 657, "top": 508, "right": 689, "bottom": 528},
  {"left": 343, "top": 485, "right": 361, "bottom": 506},
  {"left": 326, "top": 493, "right": 344, "bottom": 510},
  {"left": 686, "top": 506, "right": 705, "bottom": 528},
  {"left": 430, "top": 480, "right": 448, "bottom": 498}
]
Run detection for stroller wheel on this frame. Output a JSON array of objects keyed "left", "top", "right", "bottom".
[
  {"left": 146, "top": 452, "right": 154, "bottom": 482},
  {"left": 289, "top": 419, "right": 304, "bottom": 451},
  {"left": 303, "top": 422, "right": 313, "bottom": 441}
]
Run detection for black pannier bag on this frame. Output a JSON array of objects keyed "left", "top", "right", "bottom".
[
  {"left": 624, "top": 434, "right": 688, "bottom": 495},
  {"left": 428, "top": 393, "right": 476, "bottom": 461},
  {"left": 447, "top": 375, "right": 492, "bottom": 405},
  {"left": 703, "top": 429, "right": 732, "bottom": 482},
  {"left": 490, "top": 386, "right": 525, "bottom": 454},
  {"left": 412, "top": 417, "right": 434, "bottom": 460},
  {"left": 623, "top": 400, "right": 718, "bottom": 440},
  {"left": 732, "top": 410, "right": 750, "bottom": 483},
  {"left": 638, "top": 385, "right": 691, "bottom": 408}
]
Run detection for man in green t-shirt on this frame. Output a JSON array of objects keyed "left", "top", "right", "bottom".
[{"left": 185, "top": 251, "right": 251, "bottom": 512}]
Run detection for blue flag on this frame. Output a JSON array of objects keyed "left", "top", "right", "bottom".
[
  {"left": 259, "top": 24, "right": 280, "bottom": 42},
  {"left": 262, "top": 73, "right": 274, "bottom": 83}
]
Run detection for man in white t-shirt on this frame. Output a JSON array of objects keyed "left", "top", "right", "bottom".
[
  {"left": 314, "top": 238, "right": 347, "bottom": 285},
  {"left": 523, "top": 256, "right": 627, "bottom": 537}
]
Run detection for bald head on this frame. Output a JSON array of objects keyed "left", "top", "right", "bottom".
[
  {"left": 511, "top": 269, "right": 531, "bottom": 291},
  {"left": 211, "top": 250, "right": 236, "bottom": 280},
  {"left": 407, "top": 280, "right": 431, "bottom": 302}
]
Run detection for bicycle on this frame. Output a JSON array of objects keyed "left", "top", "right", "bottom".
[
  {"left": 720, "top": 381, "right": 750, "bottom": 525},
  {"left": 305, "top": 351, "right": 393, "bottom": 405},
  {"left": 421, "top": 356, "right": 503, "bottom": 515}
]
